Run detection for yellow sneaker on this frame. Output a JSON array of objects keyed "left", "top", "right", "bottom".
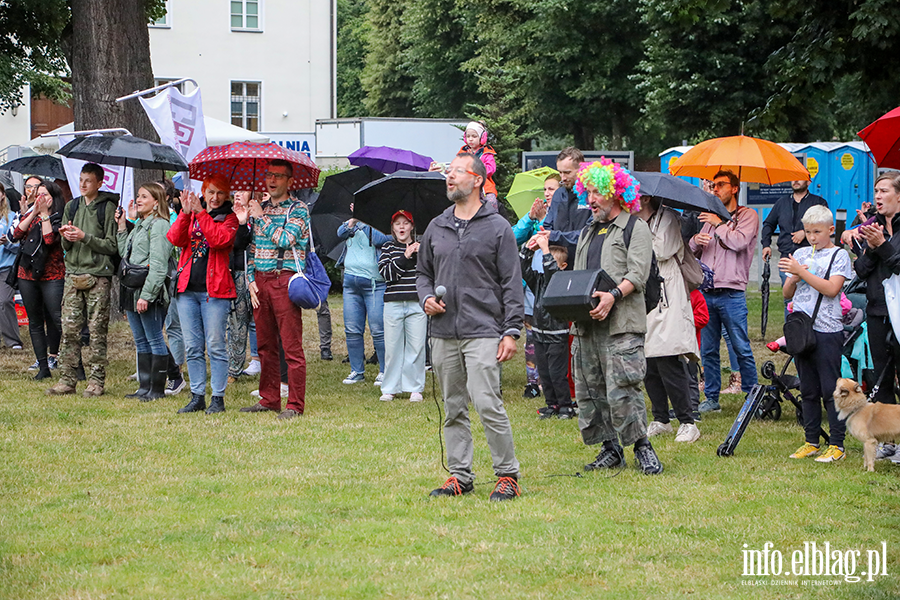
[
  {"left": 814, "top": 445, "right": 845, "bottom": 463},
  {"left": 790, "top": 442, "right": 820, "bottom": 459}
]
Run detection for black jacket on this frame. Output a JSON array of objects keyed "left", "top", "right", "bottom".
[
  {"left": 545, "top": 186, "right": 592, "bottom": 249},
  {"left": 520, "top": 247, "right": 569, "bottom": 343},
  {"left": 416, "top": 201, "right": 524, "bottom": 340},
  {"left": 760, "top": 192, "right": 828, "bottom": 256},
  {"left": 854, "top": 212, "right": 900, "bottom": 317}
]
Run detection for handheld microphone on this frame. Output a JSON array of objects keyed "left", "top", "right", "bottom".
[{"left": 434, "top": 285, "right": 447, "bottom": 303}]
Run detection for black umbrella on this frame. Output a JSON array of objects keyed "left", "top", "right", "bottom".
[
  {"left": 353, "top": 170, "right": 450, "bottom": 236},
  {"left": 760, "top": 258, "right": 771, "bottom": 338},
  {"left": 57, "top": 134, "right": 188, "bottom": 171},
  {"left": 0, "top": 154, "right": 66, "bottom": 180},
  {"left": 633, "top": 171, "right": 731, "bottom": 222},
  {"left": 311, "top": 166, "right": 384, "bottom": 256}
]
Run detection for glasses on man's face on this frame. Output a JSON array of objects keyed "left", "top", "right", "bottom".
[
  {"left": 712, "top": 181, "right": 732, "bottom": 189},
  {"left": 25, "top": 184, "right": 39, "bottom": 190},
  {"left": 265, "top": 172, "right": 289, "bottom": 180},
  {"left": 447, "top": 167, "right": 479, "bottom": 177}
]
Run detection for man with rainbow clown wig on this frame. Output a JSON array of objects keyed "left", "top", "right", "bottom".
[{"left": 570, "top": 159, "right": 663, "bottom": 475}]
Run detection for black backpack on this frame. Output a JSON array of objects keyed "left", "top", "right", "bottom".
[
  {"left": 67, "top": 195, "right": 121, "bottom": 271},
  {"left": 623, "top": 214, "right": 663, "bottom": 314}
]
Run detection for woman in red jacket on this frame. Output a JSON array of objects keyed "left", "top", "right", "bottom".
[{"left": 166, "top": 175, "right": 238, "bottom": 415}]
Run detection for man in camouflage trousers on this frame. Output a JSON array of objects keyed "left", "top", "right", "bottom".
[
  {"left": 48, "top": 163, "right": 119, "bottom": 398},
  {"left": 569, "top": 160, "right": 664, "bottom": 475}
]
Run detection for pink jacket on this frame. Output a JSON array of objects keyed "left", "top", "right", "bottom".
[{"left": 689, "top": 205, "right": 759, "bottom": 291}]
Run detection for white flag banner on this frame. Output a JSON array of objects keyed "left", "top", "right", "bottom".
[
  {"left": 59, "top": 134, "right": 134, "bottom": 208},
  {"left": 140, "top": 86, "right": 207, "bottom": 192}
]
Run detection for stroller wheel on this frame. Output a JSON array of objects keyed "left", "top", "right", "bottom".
[{"left": 761, "top": 360, "right": 777, "bottom": 380}]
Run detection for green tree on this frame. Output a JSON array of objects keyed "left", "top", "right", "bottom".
[
  {"left": 361, "top": 0, "right": 415, "bottom": 117},
  {"left": 336, "top": 0, "right": 369, "bottom": 117},
  {"left": 403, "top": 0, "right": 480, "bottom": 117}
]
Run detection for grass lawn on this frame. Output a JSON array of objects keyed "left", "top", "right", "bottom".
[{"left": 1, "top": 290, "right": 898, "bottom": 599}]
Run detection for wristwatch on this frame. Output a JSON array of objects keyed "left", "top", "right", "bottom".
[
  {"left": 41, "top": 215, "right": 50, "bottom": 222},
  {"left": 609, "top": 287, "right": 623, "bottom": 303}
]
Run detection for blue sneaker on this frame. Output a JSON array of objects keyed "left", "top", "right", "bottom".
[
  {"left": 698, "top": 399, "right": 721, "bottom": 413},
  {"left": 342, "top": 371, "right": 365, "bottom": 384}
]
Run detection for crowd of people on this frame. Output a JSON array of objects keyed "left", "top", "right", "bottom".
[{"left": 5, "top": 120, "right": 900, "bottom": 500}]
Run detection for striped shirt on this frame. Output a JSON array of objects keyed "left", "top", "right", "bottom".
[
  {"left": 247, "top": 198, "right": 310, "bottom": 282},
  {"left": 378, "top": 240, "right": 419, "bottom": 302}
]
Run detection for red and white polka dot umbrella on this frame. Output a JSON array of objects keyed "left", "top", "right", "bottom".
[{"left": 188, "top": 141, "right": 321, "bottom": 191}]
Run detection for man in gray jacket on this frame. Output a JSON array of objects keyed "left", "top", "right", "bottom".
[{"left": 417, "top": 152, "right": 525, "bottom": 502}]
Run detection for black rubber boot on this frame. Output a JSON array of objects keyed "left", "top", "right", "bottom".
[
  {"left": 205, "top": 395, "right": 225, "bottom": 415},
  {"left": 33, "top": 358, "right": 52, "bottom": 381},
  {"left": 126, "top": 353, "right": 152, "bottom": 399},
  {"left": 177, "top": 393, "right": 206, "bottom": 414},
  {"left": 144, "top": 354, "right": 168, "bottom": 401}
]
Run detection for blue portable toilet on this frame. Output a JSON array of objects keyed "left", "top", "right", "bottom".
[
  {"left": 829, "top": 141, "right": 875, "bottom": 216},
  {"left": 659, "top": 146, "right": 700, "bottom": 186},
  {"left": 794, "top": 142, "right": 835, "bottom": 201}
]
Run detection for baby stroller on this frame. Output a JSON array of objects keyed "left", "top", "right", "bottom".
[{"left": 755, "top": 281, "right": 867, "bottom": 432}]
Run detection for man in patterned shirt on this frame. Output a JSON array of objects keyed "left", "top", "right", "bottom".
[{"left": 239, "top": 159, "right": 311, "bottom": 419}]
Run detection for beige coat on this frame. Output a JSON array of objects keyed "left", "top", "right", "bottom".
[{"left": 644, "top": 207, "right": 699, "bottom": 360}]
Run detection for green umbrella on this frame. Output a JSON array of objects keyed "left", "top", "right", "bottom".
[{"left": 506, "top": 167, "right": 558, "bottom": 218}]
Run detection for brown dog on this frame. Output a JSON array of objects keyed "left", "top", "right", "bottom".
[{"left": 834, "top": 378, "right": 900, "bottom": 471}]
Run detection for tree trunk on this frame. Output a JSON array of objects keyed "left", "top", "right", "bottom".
[
  {"left": 573, "top": 123, "right": 595, "bottom": 151},
  {"left": 67, "top": 0, "right": 160, "bottom": 315},
  {"left": 69, "top": 0, "right": 158, "bottom": 151}
]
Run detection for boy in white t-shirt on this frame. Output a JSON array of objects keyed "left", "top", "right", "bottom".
[{"left": 780, "top": 205, "right": 853, "bottom": 463}]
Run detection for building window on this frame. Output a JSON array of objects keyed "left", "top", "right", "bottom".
[
  {"left": 150, "top": 0, "right": 171, "bottom": 27},
  {"left": 231, "top": 82, "right": 260, "bottom": 131},
  {"left": 231, "top": 0, "right": 261, "bottom": 30}
]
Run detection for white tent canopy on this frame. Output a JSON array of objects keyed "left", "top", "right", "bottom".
[{"left": 27, "top": 117, "right": 270, "bottom": 153}]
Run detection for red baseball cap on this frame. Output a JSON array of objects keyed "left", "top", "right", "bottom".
[{"left": 391, "top": 210, "right": 414, "bottom": 224}]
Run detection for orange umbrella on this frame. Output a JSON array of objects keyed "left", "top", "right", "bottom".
[{"left": 669, "top": 135, "right": 810, "bottom": 185}]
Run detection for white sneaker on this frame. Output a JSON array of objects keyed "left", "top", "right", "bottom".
[
  {"left": 646, "top": 421, "right": 674, "bottom": 437},
  {"left": 251, "top": 384, "right": 289, "bottom": 399},
  {"left": 410, "top": 392, "right": 424, "bottom": 402},
  {"left": 374, "top": 372, "right": 384, "bottom": 387},
  {"left": 675, "top": 422, "right": 701, "bottom": 443},
  {"left": 242, "top": 359, "right": 261, "bottom": 376},
  {"left": 875, "top": 443, "right": 896, "bottom": 460},
  {"left": 379, "top": 393, "right": 394, "bottom": 402}
]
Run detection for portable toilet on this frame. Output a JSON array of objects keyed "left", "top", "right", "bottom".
[
  {"left": 794, "top": 142, "right": 836, "bottom": 201},
  {"left": 659, "top": 146, "right": 699, "bottom": 186},
  {"left": 830, "top": 142, "right": 875, "bottom": 217}
]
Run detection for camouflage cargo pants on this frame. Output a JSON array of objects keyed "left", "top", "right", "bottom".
[
  {"left": 572, "top": 323, "right": 648, "bottom": 447},
  {"left": 58, "top": 275, "right": 111, "bottom": 387}
]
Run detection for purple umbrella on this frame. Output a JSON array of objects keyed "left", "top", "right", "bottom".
[{"left": 348, "top": 146, "right": 433, "bottom": 174}]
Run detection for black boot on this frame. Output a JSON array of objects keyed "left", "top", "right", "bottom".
[
  {"left": 205, "top": 395, "right": 225, "bottom": 414},
  {"left": 177, "top": 392, "right": 206, "bottom": 414},
  {"left": 33, "top": 358, "right": 52, "bottom": 381},
  {"left": 144, "top": 354, "right": 168, "bottom": 401},
  {"left": 126, "top": 353, "right": 152, "bottom": 399}
]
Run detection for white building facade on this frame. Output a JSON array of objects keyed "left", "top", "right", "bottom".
[{"left": 0, "top": 0, "right": 335, "bottom": 148}]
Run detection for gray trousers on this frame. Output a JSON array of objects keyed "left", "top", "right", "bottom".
[
  {"left": 165, "top": 295, "right": 184, "bottom": 366},
  {"left": 432, "top": 337, "right": 519, "bottom": 485},
  {"left": 0, "top": 268, "right": 22, "bottom": 347},
  {"left": 317, "top": 300, "right": 332, "bottom": 351},
  {"left": 572, "top": 323, "right": 648, "bottom": 447}
]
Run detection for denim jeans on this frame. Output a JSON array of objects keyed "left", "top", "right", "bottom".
[
  {"left": 343, "top": 274, "right": 385, "bottom": 373},
  {"left": 176, "top": 291, "right": 231, "bottom": 397},
  {"left": 165, "top": 297, "right": 184, "bottom": 366},
  {"left": 701, "top": 289, "right": 758, "bottom": 403},
  {"left": 382, "top": 300, "right": 426, "bottom": 394},
  {"left": 126, "top": 303, "right": 168, "bottom": 356}
]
